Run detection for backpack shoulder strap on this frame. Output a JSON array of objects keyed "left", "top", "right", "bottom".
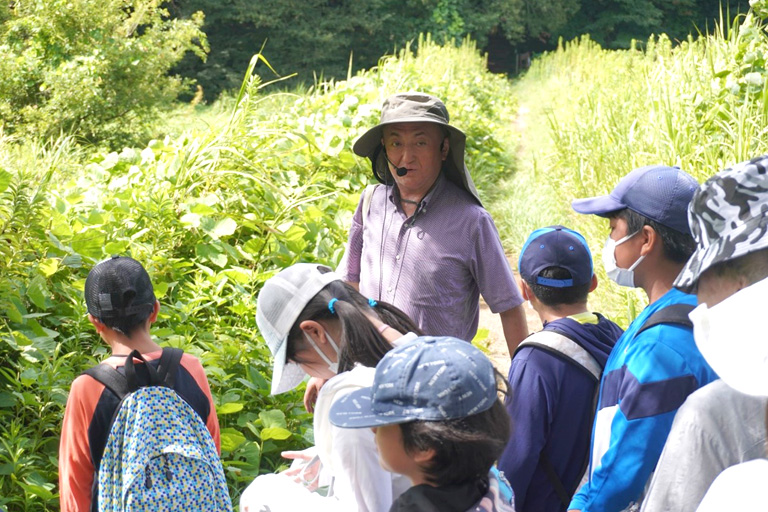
[
  {"left": 516, "top": 330, "right": 602, "bottom": 382},
  {"left": 84, "top": 364, "right": 132, "bottom": 400},
  {"left": 361, "top": 184, "right": 378, "bottom": 228},
  {"left": 156, "top": 347, "right": 184, "bottom": 388},
  {"left": 635, "top": 303, "right": 695, "bottom": 336}
]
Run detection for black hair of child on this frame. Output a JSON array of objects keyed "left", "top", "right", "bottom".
[
  {"left": 526, "top": 266, "right": 591, "bottom": 307},
  {"left": 286, "top": 266, "right": 422, "bottom": 372},
  {"left": 614, "top": 208, "right": 695, "bottom": 264},
  {"left": 399, "top": 393, "right": 511, "bottom": 487}
]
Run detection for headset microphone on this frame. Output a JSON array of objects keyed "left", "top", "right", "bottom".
[{"left": 383, "top": 150, "right": 408, "bottom": 176}]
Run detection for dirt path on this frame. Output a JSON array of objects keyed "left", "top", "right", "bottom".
[
  {"left": 479, "top": 103, "right": 539, "bottom": 375},
  {"left": 478, "top": 259, "right": 542, "bottom": 376}
]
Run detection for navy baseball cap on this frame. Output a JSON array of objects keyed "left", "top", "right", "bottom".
[
  {"left": 328, "top": 336, "right": 498, "bottom": 429},
  {"left": 571, "top": 165, "right": 698, "bottom": 234},
  {"left": 519, "top": 226, "right": 593, "bottom": 288}
]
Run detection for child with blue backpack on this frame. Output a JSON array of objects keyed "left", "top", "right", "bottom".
[
  {"left": 59, "top": 256, "right": 229, "bottom": 511},
  {"left": 328, "top": 335, "right": 516, "bottom": 512},
  {"left": 497, "top": 226, "right": 623, "bottom": 512}
]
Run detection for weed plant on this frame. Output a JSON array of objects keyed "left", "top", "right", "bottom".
[
  {"left": 0, "top": 36, "right": 517, "bottom": 509},
  {"left": 492, "top": 4, "right": 768, "bottom": 325}
]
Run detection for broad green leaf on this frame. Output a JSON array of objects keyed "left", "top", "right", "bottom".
[
  {"left": 0, "top": 392, "right": 17, "bottom": 408},
  {"left": 181, "top": 213, "right": 201, "bottom": 228},
  {"left": 218, "top": 402, "right": 244, "bottom": 415},
  {"left": 196, "top": 243, "right": 228, "bottom": 267},
  {"left": 0, "top": 168, "right": 11, "bottom": 194},
  {"left": 220, "top": 428, "right": 246, "bottom": 452},
  {"left": 38, "top": 258, "right": 60, "bottom": 277},
  {"left": 259, "top": 409, "right": 287, "bottom": 429},
  {"left": 27, "top": 276, "right": 50, "bottom": 310},
  {"left": 261, "top": 427, "right": 292, "bottom": 441},
  {"left": 72, "top": 232, "right": 106, "bottom": 258},
  {"left": 211, "top": 218, "right": 237, "bottom": 239},
  {"left": 105, "top": 240, "right": 129, "bottom": 254},
  {"left": 190, "top": 203, "right": 218, "bottom": 215}
]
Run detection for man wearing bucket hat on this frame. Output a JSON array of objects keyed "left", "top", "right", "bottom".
[
  {"left": 640, "top": 155, "right": 768, "bottom": 512},
  {"left": 568, "top": 165, "right": 718, "bottom": 512},
  {"left": 340, "top": 92, "right": 527, "bottom": 356}
]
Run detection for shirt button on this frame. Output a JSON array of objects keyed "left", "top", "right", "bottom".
[
  {"left": 395, "top": 255, "right": 401, "bottom": 260},
  {"left": 387, "top": 287, "right": 393, "bottom": 293}
]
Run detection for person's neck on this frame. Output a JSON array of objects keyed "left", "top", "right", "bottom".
[
  {"left": 103, "top": 329, "right": 161, "bottom": 356},
  {"left": 638, "top": 260, "right": 685, "bottom": 304},
  {"left": 397, "top": 176, "right": 440, "bottom": 217},
  {"left": 535, "top": 302, "right": 590, "bottom": 324}
]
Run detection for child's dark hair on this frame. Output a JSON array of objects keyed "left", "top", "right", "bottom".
[
  {"left": 613, "top": 209, "right": 695, "bottom": 263},
  {"left": 526, "top": 266, "right": 591, "bottom": 307},
  {"left": 100, "top": 307, "right": 153, "bottom": 338},
  {"left": 285, "top": 267, "right": 422, "bottom": 371},
  {"left": 399, "top": 374, "right": 511, "bottom": 487}
]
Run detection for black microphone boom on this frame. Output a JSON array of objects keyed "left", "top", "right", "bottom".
[{"left": 383, "top": 149, "right": 408, "bottom": 176}]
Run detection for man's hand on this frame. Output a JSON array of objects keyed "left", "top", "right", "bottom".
[
  {"left": 500, "top": 304, "right": 529, "bottom": 357},
  {"left": 303, "top": 377, "right": 328, "bottom": 413}
]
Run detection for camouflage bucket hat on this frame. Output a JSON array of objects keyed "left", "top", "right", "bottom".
[
  {"left": 674, "top": 155, "right": 768, "bottom": 293},
  {"left": 352, "top": 91, "right": 482, "bottom": 205}
]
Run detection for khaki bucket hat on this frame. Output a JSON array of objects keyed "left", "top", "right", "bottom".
[{"left": 352, "top": 92, "right": 482, "bottom": 205}]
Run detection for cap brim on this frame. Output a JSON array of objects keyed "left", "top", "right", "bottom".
[
  {"left": 328, "top": 387, "right": 417, "bottom": 429},
  {"left": 270, "top": 338, "right": 307, "bottom": 395},
  {"left": 571, "top": 194, "right": 626, "bottom": 216}
]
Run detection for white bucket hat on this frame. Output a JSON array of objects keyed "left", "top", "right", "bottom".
[{"left": 256, "top": 263, "right": 342, "bottom": 394}]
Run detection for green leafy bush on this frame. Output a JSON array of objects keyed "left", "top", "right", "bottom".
[
  {"left": 0, "top": 36, "right": 517, "bottom": 509},
  {"left": 0, "top": 0, "right": 208, "bottom": 147}
]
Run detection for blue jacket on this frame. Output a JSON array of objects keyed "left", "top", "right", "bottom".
[
  {"left": 498, "top": 312, "right": 622, "bottom": 512},
  {"left": 569, "top": 288, "right": 718, "bottom": 512}
]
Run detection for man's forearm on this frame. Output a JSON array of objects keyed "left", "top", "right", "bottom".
[{"left": 500, "top": 305, "right": 528, "bottom": 357}]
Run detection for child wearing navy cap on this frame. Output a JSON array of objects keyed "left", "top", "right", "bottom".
[
  {"left": 497, "top": 226, "right": 623, "bottom": 512},
  {"left": 329, "top": 335, "right": 515, "bottom": 512}
]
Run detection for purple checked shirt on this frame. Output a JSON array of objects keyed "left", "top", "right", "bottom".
[{"left": 341, "top": 174, "right": 523, "bottom": 342}]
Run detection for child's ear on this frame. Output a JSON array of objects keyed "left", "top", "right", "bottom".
[
  {"left": 520, "top": 280, "right": 532, "bottom": 301},
  {"left": 148, "top": 300, "right": 160, "bottom": 324},
  {"left": 589, "top": 274, "right": 598, "bottom": 293},
  {"left": 413, "top": 447, "right": 436, "bottom": 465},
  {"left": 299, "top": 320, "right": 327, "bottom": 345},
  {"left": 88, "top": 314, "right": 107, "bottom": 333}
]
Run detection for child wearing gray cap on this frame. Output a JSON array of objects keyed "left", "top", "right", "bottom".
[{"left": 329, "top": 336, "right": 515, "bottom": 512}]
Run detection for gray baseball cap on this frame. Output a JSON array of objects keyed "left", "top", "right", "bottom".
[
  {"left": 352, "top": 92, "right": 482, "bottom": 205},
  {"left": 675, "top": 155, "right": 768, "bottom": 293}
]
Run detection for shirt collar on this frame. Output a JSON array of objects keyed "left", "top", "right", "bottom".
[{"left": 388, "top": 171, "right": 446, "bottom": 211}]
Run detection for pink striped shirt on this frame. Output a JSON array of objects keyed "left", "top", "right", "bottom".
[{"left": 342, "top": 174, "right": 523, "bottom": 342}]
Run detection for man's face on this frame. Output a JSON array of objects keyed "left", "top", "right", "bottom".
[
  {"left": 381, "top": 122, "right": 448, "bottom": 198},
  {"left": 696, "top": 268, "right": 744, "bottom": 307}
]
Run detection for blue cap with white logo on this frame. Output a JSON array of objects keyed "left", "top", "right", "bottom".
[
  {"left": 519, "top": 225, "right": 593, "bottom": 288},
  {"left": 571, "top": 165, "right": 698, "bottom": 235},
  {"left": 328, "top": 336, "right": 498, "bottom": 429}
]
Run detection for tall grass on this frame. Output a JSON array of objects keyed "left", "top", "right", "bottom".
[{"left": 491, "top": 9, "right": 768, "bottom": 324}]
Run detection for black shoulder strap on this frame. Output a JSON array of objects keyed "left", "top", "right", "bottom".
[
  {"left": 540, "top": 452, "right": 572, "bottom": 507},
  {"left": 636, "top": 303, "right": 695, "bottom": 336},
  {"left": 156, "top": 347, "right": 184, "bottom": 388},
  {"left": 83, "top": 365, "right": 132, "bottom": 400},
  {"left": 82, "top": 347, "right": 185, "bottom": 398}
]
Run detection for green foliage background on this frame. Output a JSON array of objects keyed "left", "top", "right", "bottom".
[
  {"left": 0, "top": 37, "right": 516, "bottom": 510},
  {"left": 490, "top": 3, "right": 768, "bottom": 325}
]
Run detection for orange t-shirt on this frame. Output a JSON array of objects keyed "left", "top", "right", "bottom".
[{"left": 58, "top": 350, "right": 221, "bottom": 512}]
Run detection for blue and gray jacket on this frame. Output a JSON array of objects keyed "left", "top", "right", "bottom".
[{"left": 569, "top": 288, "right": 718, "bottom": 512}]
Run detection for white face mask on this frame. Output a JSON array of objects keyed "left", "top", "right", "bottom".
[
  {"left": 690, "top": 276, "right": 768, "bottom": 396},
  {"left": 303, "top": 331, "right": 340, "bottom": 374},
  {"left": 602, "top": 231, "right": 645, "bottom": 288}
]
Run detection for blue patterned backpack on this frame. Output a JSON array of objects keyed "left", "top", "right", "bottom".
[{"left": 84, "top": 348, "right": 232, "bottom": 511}]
